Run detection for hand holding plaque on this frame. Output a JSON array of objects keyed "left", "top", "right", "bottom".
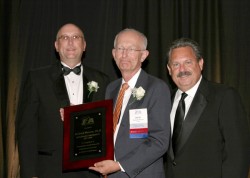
[
  {"left": 63, "top": 99, "right": 114, "bottom": 172},
  {"left": 89, "top": 160, "right": 121, "bottom": 176}
]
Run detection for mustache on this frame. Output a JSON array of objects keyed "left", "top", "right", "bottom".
[{"left": 177, "top": 71, "right": 192, "bottom": 77}]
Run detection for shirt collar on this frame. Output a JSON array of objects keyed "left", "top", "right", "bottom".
[
  {"left": 61, "top": 61, "right": 81, "bottom": 68},
  {"left": 122, "top": 68, "right": 142, "bottom": 89},
  {"left": 176, "top": 76, "right": 202, "bottom": 99}
]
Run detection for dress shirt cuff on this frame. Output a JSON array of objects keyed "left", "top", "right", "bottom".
[{"left": 117, "top": 161, "right": 125, "bottom": 172}]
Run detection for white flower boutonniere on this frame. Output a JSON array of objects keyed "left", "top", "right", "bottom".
[
  {"left": 87, "top": 81, "right": 99, "bottom": 98},
  {"left": 130, "top": 86, "right": 145, "bottom": 105}
]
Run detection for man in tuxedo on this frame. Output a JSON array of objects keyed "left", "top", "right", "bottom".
[
  {"left": 89, "top": 28, "right": 171, "bottom": 178},
  {"left": 165, "top": 38, "right": 250, "bottom": 178},
  {"left": 17, "top": 23, "right": 109, "bottom": 178}
]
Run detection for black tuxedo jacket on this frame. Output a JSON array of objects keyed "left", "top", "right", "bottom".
[
  {"left": 165, "top": 78, "right": 250, "bottom": 178},
  {"left": 17, "top": 61, "right": 109, "bottom": 178}
]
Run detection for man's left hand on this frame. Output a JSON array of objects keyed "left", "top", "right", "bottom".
[{"left": 89, "top": 160, "right": 121, "bottom": 175}]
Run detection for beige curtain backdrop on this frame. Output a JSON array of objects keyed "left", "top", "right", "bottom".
[{"left": 1, "top": 0, "right": 22, "bottom": 177}]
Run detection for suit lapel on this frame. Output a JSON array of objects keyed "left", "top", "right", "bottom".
[
  {"left": 50, "top": 62, "right": 70, "bottom": 107},
  {"left": 110, "top": 80, "right": 122, "bottom": 108},
  {"left": 116, "top": 70, "right": 148, "bottom": 144},
  {"left": 83, "top": 73, "right": 90, "bottom": 103},
  {"left": 83, "top": 66, "right": 103, "bottom": 103},
  {"left": 128, "top": 70, "right": 147, "bottom": 107},
  {"left": 176, "top": 91, "right": 207, "bottom": 153},
  {"left": 171, "top": 79, "right": 209, "bottom": 157}
]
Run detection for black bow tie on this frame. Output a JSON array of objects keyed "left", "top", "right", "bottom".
[{"left": 62, "top": 65, "right": 81, "bottom": 75}]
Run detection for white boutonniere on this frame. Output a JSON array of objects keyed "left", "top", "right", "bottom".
[
  {"left": 130, "top": 86, "right": 145, "bottom": 105},
  {"left": 87, "top": 81, "right": 99, "bottom": 98}
]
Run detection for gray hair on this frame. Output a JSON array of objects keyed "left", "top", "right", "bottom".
[
  {"left": 113, "top": 28, "right": 147, "bottom": 50},
  {"left": 167, "top": 38, "right": 203, "bottom": 64}
]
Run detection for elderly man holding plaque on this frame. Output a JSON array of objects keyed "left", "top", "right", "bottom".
[
  {"left": 17, "top": 23, "right": 109, "bottom": 178},
  {"left": 89, "top": 28, "right": 171, "bottom": 178}
]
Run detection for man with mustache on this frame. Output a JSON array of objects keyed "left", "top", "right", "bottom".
[{"left": 165, "top": 38, "right": 250, "bottom": 178}]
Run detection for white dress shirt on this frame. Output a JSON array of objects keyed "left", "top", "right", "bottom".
[
  {"left": 61, "top": 62, "right": 83, "bottom": 105},
  {"left": 170, "top": 76, "right": 202, "bottom": 135},
  {"left": 113, "top": 69, "right": 141, "bottom": 172},
  {"left": 113, "top": 68, "right": 141, "bottom": 143}
]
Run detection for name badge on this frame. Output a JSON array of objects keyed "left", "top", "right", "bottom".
[{"left": 129, "top": 108, "right": 148, "bottom": 138}]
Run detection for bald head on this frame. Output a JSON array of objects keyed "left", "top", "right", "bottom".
[{"left": 56, "top": 23, "right": 85, "bottom": 40}]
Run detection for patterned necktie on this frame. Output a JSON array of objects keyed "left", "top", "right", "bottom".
[
  {"left": 62, "top": 65, "right": 81, "bottom": 75},
  {"left": 113, "top": 83, "right": 129, "bottom": 132},
  {"left": 172, "top": 92, "right": 188, "bottom": 154}
]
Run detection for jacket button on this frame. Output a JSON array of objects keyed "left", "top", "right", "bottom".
[{"left": 172, "top": 161, "right": 177, "bottom": 166}]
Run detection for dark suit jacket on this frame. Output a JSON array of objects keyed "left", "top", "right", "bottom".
[
  {"left": 165, "top": 78, "right": 250, "bottom": 178},
  {"left": 17, "top": 61, "right": 109, "bottom": 178},
  {"left": 105, "top": 70, "right": 171, "bottom": 178}
]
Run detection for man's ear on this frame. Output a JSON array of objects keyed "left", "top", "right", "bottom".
[
  {"left": 55, "top": 41, "right": 59, "bottom": 52},
  {"left": 82, "top": 41, "right": 86, "bottom": 51},
  {"left": 167, "top": 64, "right": 172, "bottom": 76},
  {"left": 112, "top": 48, "right": 116, "bottom": 59},
  {"left": 199, "top": 58, "right": 204, "bottom": 71},
  {"left": 140, "top": 50, "right": 149, "bottom": 62}
]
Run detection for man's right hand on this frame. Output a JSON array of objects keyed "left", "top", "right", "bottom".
[{"left": 59, "top": 108, "right": 64, "bottom": 121}]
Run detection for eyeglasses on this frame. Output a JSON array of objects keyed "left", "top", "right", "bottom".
[
  {"left": 57, "top": 35, "right": 83, "bottom": 42},
  {"left": 114, "top": 47, "right": 145, "bottom": 55}
]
